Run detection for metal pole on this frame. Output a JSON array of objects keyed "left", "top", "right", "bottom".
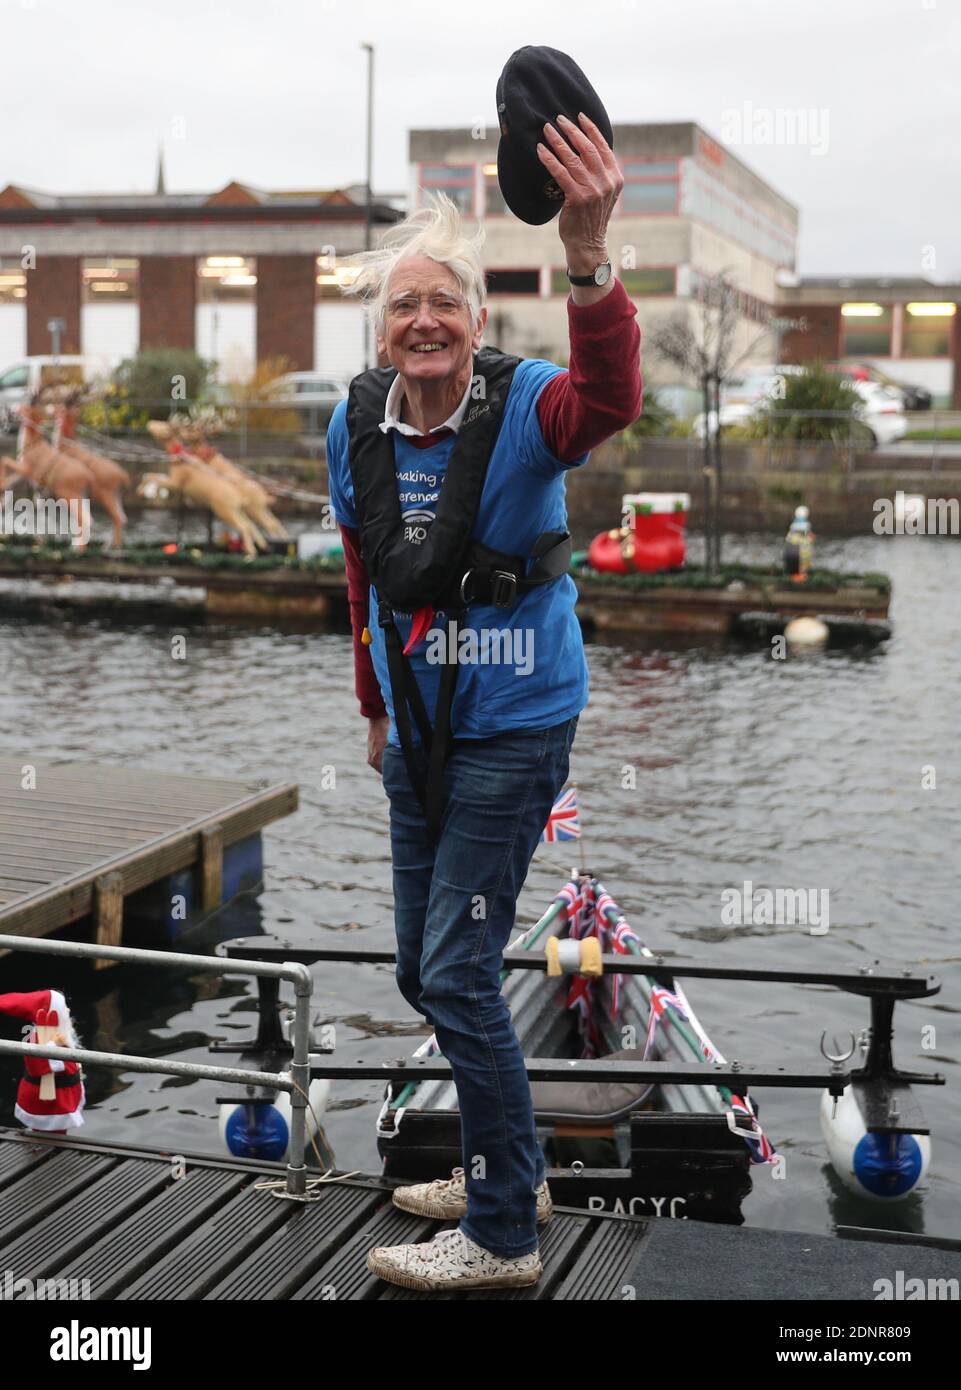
[
  {"left": 286, "top": 965, "right": 313, "bottom": 1197},
  {"left": 0, "top": 1038, "right": 290, "bottom": 1091},
  {"left": 361, "top": 41, "right": 374, "bottom": 371}
]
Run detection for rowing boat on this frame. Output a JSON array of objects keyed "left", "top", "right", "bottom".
[{"left": 375, "top": 874, "right": 766, "bottom": 1224}]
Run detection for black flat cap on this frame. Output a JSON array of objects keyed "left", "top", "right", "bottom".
[{"left": 495, "top": 46, "right": 614, "bottom": 226}]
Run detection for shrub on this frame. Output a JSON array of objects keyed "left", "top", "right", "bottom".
[
  {"left": 750, "top": 362, "right": 872, "bottom": 444},
  {"left": 113, "top": 349, "right": 215, "bottom": 417}
]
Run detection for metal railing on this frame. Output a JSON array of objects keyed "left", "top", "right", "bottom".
[{"left": 0, "top": 933, "right": 314, "bottom": 1199}]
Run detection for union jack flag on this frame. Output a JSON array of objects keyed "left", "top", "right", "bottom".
[
  {"left": 643, "top": 984, "right": 690, "bottom": 1058},
  {"left": 728, "top": 1093, "right": 777, "bottom": 1165},
  {"left": 541, "top": 787, "right": 580, "bottom": 843}
]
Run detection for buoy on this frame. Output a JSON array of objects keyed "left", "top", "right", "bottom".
[
  {"left": 784, "top": 616, "right": 829, "bottom": 647},
  {"left": 820, "top": 1088, "right": 930, "bottom": 1200},
  {"left": 219, "top": 1078, "right": 330, "bottom": 1162}
]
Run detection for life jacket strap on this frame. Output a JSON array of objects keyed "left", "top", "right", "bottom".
[{"left": 456, "top": 530, "right": 572, "bottom": 608}]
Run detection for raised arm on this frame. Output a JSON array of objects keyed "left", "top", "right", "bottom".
[{"left": 535, "top": 111, "right": 642, "bottom": 460}]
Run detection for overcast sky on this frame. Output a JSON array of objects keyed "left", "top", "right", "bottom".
[{"left": 4, "top": 0, "right": 958, "bottom": 279}]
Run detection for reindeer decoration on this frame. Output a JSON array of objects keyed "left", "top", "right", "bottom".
[
  {"left": 139, "top": 421, "right": 269, "bottom": 559},
  {"left": 48, "top": 386, "right": 130, "bottom": 548},
  {"left": 163, "top": 413, "right": 288, "bottom": 541},
  {"left": 0, "top": 391, "right": 130, "bottom": 548}
]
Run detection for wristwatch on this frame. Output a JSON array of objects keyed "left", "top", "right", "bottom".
[{"left": 566, "top": 260, "right": 612, "bottom": 288}]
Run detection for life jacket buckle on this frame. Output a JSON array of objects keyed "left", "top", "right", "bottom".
[
  {"left": 490, "top": 569, "right": 518, "bottom": 609},
  {"left": 459, "top": 568, "right": 518, "bottom": 608}
]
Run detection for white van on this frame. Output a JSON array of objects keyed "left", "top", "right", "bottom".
[{"left": 0, "top": 356, "right": 112, "bottom": 433}]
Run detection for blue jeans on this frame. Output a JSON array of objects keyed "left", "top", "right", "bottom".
[{"left": 380, "top": 714, "right": 579, "bottom": 1258}]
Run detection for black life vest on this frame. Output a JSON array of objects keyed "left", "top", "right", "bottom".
[{"left": 345, "top": 346, "right": 572, "bottom": 843}]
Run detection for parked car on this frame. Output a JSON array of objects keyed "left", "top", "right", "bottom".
[
  {"left": 268, "top": 372, "right": 349, "bottom": 430},
  {"left": 829, "top": 362, "right": 932, "bottom": 412},
  {"left": 0, "top": 355, "right": 112, "bottom": 433},
  {"left": 693, "top": 366, "right": 907, "bottom": 447}
]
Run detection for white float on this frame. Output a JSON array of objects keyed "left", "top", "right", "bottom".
[
  {"left": 819, "top": 1087, "right": 930, "bottom": 1200},
  {"left": 784, "top": 616, "right": 830, "bottom": 647}
]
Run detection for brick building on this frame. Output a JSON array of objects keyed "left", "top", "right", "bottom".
[
  {"left": 776, "top": 275, "right": 961, "bottom": 408},
  {"left": 0, "top": 179, "right": 404, "bottom": 381}
]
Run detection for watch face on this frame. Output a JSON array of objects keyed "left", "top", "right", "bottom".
[{"left": 594, "top": 262, "right": 612, "bottom": 286}]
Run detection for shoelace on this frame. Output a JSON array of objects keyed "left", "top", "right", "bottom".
[{"left": 428, "top": 1166, "right": 465, "bottom": 1194}]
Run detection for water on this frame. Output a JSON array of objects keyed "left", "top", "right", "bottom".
[{"left": 0, "top": 528, "right": 958, "bottom": 1240}]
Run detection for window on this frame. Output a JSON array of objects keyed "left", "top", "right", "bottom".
[
  {"left": 483, "top": 168, "right": 509, "bottom": 217},
  {"left": 902, "top": 303, "right": 955, "bottom": 358},
  {"left": 486, "top": 269, "right": 539, "bottom": 295},
  {"left": 0, "top": 365, "right": 28, "bottom": 389},
  {"left": 620, "top": 158, "right": 679, "bottom": 214},
  {"left": 620, "top": 268, "right": 676, "bottom": 296},
  {"left": 82, "top": 258, "right": 138, "bottom": 303},
  {"left": 0, "top": 258, "right": 26, "bottom": 306},
  {"left": 197, "top": 256, "right": 257, "bottom": 302},
  {"left": 550, "top": 266, "right": 675, "bottom": 295},
  {"left": 840, "top": 303, "right": 891, "bottom": 356},
  {"left": 418, "top": 164, "right": 474, "bottom": 215},
  {"left": 316, "top": 255, "right": 360, "bottom": 301}
]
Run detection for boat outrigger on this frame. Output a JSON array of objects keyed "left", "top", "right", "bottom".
[{"left": 215, "top": 850, "right": 945, "bottom": 1224}]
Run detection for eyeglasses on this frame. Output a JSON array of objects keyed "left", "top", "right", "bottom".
[{"left": 386, "top": 293, "right": 468, "bottom": 319}]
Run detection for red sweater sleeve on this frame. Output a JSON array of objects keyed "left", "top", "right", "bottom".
[
  {"left": 340, "top": 524, "right": 388, "bottom": 720},
  {"left": 536, "top": 277, "right": 642, "bottom": 462}
]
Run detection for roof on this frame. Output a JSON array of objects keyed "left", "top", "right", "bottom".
[{"left": 0, "top": 181, "right": 402, "bottom": 222}]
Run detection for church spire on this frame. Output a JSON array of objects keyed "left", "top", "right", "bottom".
[{"left": 155, "top": 145, "right": 166, "bottom": 196}]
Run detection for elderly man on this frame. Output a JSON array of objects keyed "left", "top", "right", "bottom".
[{"left": 326, "top": 112, "right": 641, "bottom": 1291}]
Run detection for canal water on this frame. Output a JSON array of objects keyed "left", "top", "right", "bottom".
[{"left": 1, "top": 526, "right": 958, "bottom": 1242}]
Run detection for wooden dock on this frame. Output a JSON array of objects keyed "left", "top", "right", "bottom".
[
  {"left": 0, "top": 758, "right": 297, "bottom": 949},
  {"left": 0, "top": 1129, "right": 647, "bottom": 1300}
]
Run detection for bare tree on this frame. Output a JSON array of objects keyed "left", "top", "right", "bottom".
[{"left": 647, "top": 271, "right": 770, "bottom": 575}]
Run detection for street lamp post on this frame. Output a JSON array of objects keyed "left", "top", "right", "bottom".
[{"left": 47, "top": 316, "right": 65, "bottom": 360}]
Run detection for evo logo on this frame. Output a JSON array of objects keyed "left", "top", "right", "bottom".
[{"left": 50, "top": 1320, "right": 152, "bottom": 1370}]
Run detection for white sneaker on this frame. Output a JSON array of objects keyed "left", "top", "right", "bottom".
[
  {"left": 367, "top": 1226, "right": 542, "bottom": 1291},
  {"left": 391, "top": 1166, "right": 554, "bottom": 1224}
]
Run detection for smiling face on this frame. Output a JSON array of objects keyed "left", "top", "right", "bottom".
[{"left": 377, "top": 254, "right": 486, "bottom": 387}]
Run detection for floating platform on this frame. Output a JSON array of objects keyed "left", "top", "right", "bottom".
[
  {"left": 0, "top": 549, "right": 891, "bottom": 640},
  {"left": 1, "top": 1129, "right": 956, "bottom": 1301},
  {"left": 0, "top": 758, "right": 297, "bottom": 950},
  {"left": 574, "top": 575, "right": 891, "bottom": 640}
]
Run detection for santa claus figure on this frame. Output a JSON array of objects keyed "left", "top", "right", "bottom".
[{"left": 0, "top": 989, "right": 85, "bottom": 1133}]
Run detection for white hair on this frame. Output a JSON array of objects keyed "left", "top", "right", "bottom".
[{"left": 341, "top": 192, "right": 487, "bottom": 340}]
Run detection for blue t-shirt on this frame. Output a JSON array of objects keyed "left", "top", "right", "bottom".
[{"left": 327, "top": 357, "right": 590, "bottom": 747}]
